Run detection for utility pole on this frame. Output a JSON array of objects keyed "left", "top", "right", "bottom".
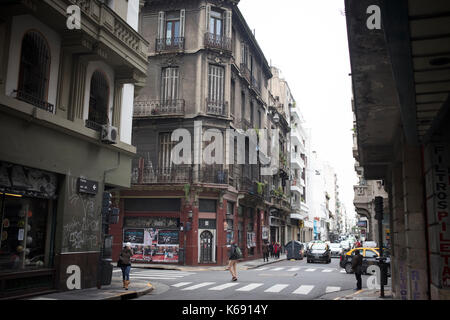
[{"left": 375, "top": 196, "right": 386, "bottom": 298}]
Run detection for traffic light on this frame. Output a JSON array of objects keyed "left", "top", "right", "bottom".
[
  {"left": 102, "top": 192, "right": 112, "bottom": 216},
  {"left": 374, "top": 196, "right": 383, "bottom": 221}
]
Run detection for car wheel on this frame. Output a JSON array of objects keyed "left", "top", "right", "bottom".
[{"left": 345, "top": 263, "right": 353, "bottom": 274}]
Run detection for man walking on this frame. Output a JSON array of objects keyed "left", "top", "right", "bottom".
[
  {"left": 352, "top": 249, "right": 363, "bottom": 290},
  {"left": 269, "top": 242, "right": 274, "bottom": 258}
]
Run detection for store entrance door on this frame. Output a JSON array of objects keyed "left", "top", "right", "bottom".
[{"left": 200, "top": 230, "right": 213, "bottom": 263}]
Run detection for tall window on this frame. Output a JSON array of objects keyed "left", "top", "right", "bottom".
[
  {"left": 87, "top": 70, "right": 109, "bottom": 129},
  {"left": 158, "top": 132, "right": 175, "bottom": 169},
  {"left": 208, "top": 65, "right": 224, "bottom": 103},
  {"left": 230, "top": 79, "right": 235, "bottom": 115},
  {"left": 157, "top": 10, "right": 185, "bottom": 51},
  {"left": 250, "top": 101, "right": 254, "bottom": 126},
  {"left": 17, "top": 31, "right": 51, "bottom": 111},
  {"left": 161, "top": 67, "right": 179, "bottom": 102},
  {"left": 209, "top": 9, "right": 223, "bottom": 37},
  {"left": 241, "top": 92, "right": 245, "bottom": 120},
  {"left": 258, "top": 109, "right": 262, "bottom": 129}
]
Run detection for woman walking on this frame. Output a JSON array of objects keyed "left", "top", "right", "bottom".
[
  {"left": 228, "top": 241, "right": 240, "bottom": 281},
  {"left": 118, "top": 242, "right": 133, "bottom": 290}
]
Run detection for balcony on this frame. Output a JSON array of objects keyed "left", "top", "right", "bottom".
[
  {"left": 134, "top": 99, "right": 185, "bottom": 118},
  {"left": 132, "top": 164, "right": 192, "bottom": 184},
  {"left": 198, "top": 166, "right": 229, "bottom": 185},
  {"left": 238, "top": 177, "right": 267, "bottom": 199},
  {"left": 251, "top": 75, "right": 261, "bottom": 94},
  {"left": 206, "top": 98, "right": 228, "bottom": 117},
  {"left": 12, "top": 90, "right": 54, "bottom": 113},
  {"left": 204, "top": 33, "right": 232, "bottom": 52},
  {"left": 156, "top": 37, "right": 185, "bottom": 53},
  {"left": 240, "top": 63, "right": 251, "bottom": 83}
]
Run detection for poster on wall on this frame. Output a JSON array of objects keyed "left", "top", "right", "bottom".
[
  {"left": 123, "top": 228, "right": 179, "bottom": 263},
  {"left": 247, "top": 232, "right": 256, "bottom": 248},
  {"left": 262, "top": 226, "right": 269, "bottom": 240}
]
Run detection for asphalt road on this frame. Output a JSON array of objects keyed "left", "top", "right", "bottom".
[{"left": 114, "top": 258, "right": 373, "bottom": 300}]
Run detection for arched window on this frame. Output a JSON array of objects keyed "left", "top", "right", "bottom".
[
  {"left": 17, "top": 31, "right": 52, "bottom": 112},
  {"left": 86, "top": 70, "right": 110, "bottom": 131}
]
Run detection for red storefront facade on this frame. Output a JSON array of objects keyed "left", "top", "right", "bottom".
[{"left": 110, "top": 186, "right": 269, "bottom": 266}]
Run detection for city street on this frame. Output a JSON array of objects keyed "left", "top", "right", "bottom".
[{"left": 114, "top": 258, "right": 372, "bottom": 300}]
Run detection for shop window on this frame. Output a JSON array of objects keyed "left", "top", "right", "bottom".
[
  {"left": 0, "top": 195, "right": 51, "bottom": 272},
  {"left": 199, "top": 199, "right": 217, "bottom": 212}
]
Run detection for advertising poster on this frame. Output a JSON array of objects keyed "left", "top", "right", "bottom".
[{"left": 123, "top": 228, "right": 179, "bottom": 263}]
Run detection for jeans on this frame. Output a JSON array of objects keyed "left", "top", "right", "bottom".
[{"left": 121, "top": 265, "right": 131, "bottom": 281}]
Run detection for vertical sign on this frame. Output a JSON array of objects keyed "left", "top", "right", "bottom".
[{"left": 432, "top": 145, "right": 450, "bottom": 288}]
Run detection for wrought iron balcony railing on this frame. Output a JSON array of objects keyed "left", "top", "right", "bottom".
[
  {"left": 132, "top": 164, "right": 192, "bottom": 184},
  {"left": 199, "top": 166, "right": 229, "bottom": 185},
  {"left": 204, "top": 33, "right": 232, "bottom": 52},
  {"left": 134, "top": 99, "right": 185, "bottom": 117},
  {"left": 240, "top": 63, "right": 251, "bottom": 83},
  {"left": 206, "top": 98, "right": 228, "bottom": 117},
  {"left": 156, "top": 37, "right": 185, "bottom": 52},
  {"left": 85, "top": 119, "right": 104, "bottom": 132},
  {"left": 13, "top": 90, "right": 54, "bottom": 113}
]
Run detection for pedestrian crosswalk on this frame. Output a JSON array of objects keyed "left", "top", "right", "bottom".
[
  {"left": 114, "top": 268, "right": 196, "bottom": 281},
  {"left": 170, "top": 281, "right": 342, "bottom": 296},
  {"left": 254, "top": 266, "right": 341, "bottom": 273}
]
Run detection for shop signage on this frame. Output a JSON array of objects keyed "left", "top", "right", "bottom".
[
  {"left": 158, "top": 230, "right": 179, "bottom": 246},
  {"left": 124, "top": 216, "right": 178, "bottom": 228},
  {"left": 357, "top": 220, "right": 367, "bottom": 227},
  {"left": 77, "top": 178, "right": 98, "bottom": 195},
  {"left": 0, "top": 161, "right": 57, "bottom": 199}
]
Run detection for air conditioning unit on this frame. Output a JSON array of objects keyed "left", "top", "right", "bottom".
[{"left": 101, "top": 124, "right": 118, "bottom": 144}]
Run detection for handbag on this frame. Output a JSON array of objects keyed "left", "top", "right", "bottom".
[{"left": 117, "top": 257, "right": 123, "bottom": 267}]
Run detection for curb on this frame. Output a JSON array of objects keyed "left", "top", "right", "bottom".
[{"left": 104, "top": 282, "right": 153, "bottom": 300}]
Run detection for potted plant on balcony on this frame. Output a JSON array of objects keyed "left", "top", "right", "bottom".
[{"left": 256, "top": 181, "right": 265, "bottom": 195}]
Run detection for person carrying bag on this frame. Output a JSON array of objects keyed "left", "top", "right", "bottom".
[{"left": 119, "top": 242, "right": 133, "bottom": 290}]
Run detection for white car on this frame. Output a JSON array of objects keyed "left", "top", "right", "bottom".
[{"left": 329, "top": 243, "right": 343, "bottom": 257}]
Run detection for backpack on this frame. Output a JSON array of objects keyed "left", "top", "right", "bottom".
[{"left": 234, "top": 246, "right": 243, "bottom": 259}]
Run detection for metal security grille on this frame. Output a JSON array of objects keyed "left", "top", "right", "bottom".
[
  {"left": 207, "top": 65, "right": 226, "bottom": 115},
  {"left": 200, "top": 230, "right": 213, "bottom": 263},
  {"left": 17, "top": 31, "right": 53, "bottom": 112},
  {"left": 87, "top": 71, "right": 109, "bottom": 131},
  {"left": 161, "top": 67, "right": 179, "bottom": 102}
]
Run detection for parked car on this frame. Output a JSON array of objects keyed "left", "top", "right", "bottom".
[
  {"left": 307, "top": 243, "right": 331, "bottom": 264},
  {"left": 339, "top": 247, "right": 391, "bottom": 276},
  {"left": 285, "top": 240, "right": 305, "bottom": 260},
  {"left": 329, "top": 243, "right": 343, "bottom": 257}
]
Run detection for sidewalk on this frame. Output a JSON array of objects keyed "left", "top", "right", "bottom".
[
  {"left": 25, "top": 254, "right": 286, "bottom": 300},
  {"left": 317, "top": 287, "right": 394, "bottom": 300},
  {"left": 26, "top": 279, "right": 153, "bottom": 300}
]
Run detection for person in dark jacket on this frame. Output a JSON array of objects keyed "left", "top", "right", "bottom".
[
  {"left": 269, "top": 242, "right": 274, "bottom": 258},
  {"left": 262, "top": 241, "right": 269, "bottom": 262},
  {"left": 228, "top": 241, "right": 239, "bottom": 281},
  {"left": 119, "top": 242, "right": 133, "bottom": 290},
  {"left": 352, "top": 249, "right": 363, "bottom": 290}
]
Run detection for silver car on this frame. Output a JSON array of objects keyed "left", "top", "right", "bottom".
[{"left": 329, "top": 243, "right": 343, "bottom": 257}]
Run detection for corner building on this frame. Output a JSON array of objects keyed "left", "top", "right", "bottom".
[{"left": 111, "top": 0, "right": 292, "bottom": 266}]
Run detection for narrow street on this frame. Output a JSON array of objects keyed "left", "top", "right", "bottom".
[{"left": 114, "top": 258, "right": 373, "bottom": 300}]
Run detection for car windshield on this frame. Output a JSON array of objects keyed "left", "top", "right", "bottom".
[{"left": 312, "top": 243, "right": 327, "bottom": 250}]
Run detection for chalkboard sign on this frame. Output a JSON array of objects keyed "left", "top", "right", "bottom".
[
  {"left": 157, "top": 230, "right": 179, "bottom": 246},
  {"left": 124, "top": 229, "right": 145, "bottom": 244}
]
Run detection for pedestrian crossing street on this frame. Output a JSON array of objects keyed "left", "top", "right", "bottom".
[{"left": 170, "top": 281, "right": 343, "bottom": 295}]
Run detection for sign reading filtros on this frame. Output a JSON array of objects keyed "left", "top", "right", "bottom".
[{"left": 432, "top": 145, "right": 450, "bottom": 288}]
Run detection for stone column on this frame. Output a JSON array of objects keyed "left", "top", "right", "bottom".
[
  {"left": 391, "top": 161, "right": 407, "bottom": 299},
  {"left": 402, "top": 144, "right": 429, "bottom": 300}
]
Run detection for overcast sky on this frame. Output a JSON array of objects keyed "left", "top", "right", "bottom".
[{"left": 238, "top": 0, "right": 358, "bottom": 222}]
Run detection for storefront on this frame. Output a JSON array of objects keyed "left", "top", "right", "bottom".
[{"left": 0, "top": 161, "right": 58, "bottom": 297}]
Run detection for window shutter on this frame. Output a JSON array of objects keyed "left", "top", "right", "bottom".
[
  {"left": 206, "top": 4, "right": 211, "bottom": 31},
  {"left": 158, "top": 11, "right": 165, "bottom": 39},
  {"left": 225, "top": 10, "right": 232, "bottom": 38},
  {"left": 180, "top": 9, "right": 186, "bottom": 38}
]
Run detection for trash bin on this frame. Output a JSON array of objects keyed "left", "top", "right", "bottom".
[
  {"left": 285, "top": 241, "right": 304, "bottom": 260},
  {"left": 101, "top": 258, "right": 113, "bottom": 285}
]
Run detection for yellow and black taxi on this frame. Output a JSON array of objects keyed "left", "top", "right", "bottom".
[{"left": 339, "top": 247, "right": 391, "bottom": 276}]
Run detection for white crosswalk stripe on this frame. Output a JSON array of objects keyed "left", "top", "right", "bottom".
[
  {"left": 287, "top": 267, "right": 300, "bottom": 271},
  {"left": 292, "top": 285, "right": 315, "bottom": 295},
  {"left": 264, "top": 284, "right": 289, "bottom": 293},
  {"left": 182, "top": 282, "right": 215, "bottom": 291},
  {"left": 208, "top": 283, "right": 241, "bottom": 291},
  {"left": 118, "top": 269, "right": 196, "bottom": 281},
  {"left": 172, "top": 282, "right": 193, "bottom": 287},
  {"left": 271, "top": 267, "right": 285, "bottom": 271},
  {"left": 322, "top": 269, "right": 333, "bottom": 272},
  {"left": 236, "top": 283, "right": 264, "bottom": 292},
  {"left": 255, "top": 267, "right": 269, "bottom": 271},
  {"left": 305, "top": 268, "right": 316, "bottom": 272},
  {"left": 326, "top": 286, "right": 341, "bottom": 293}
]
